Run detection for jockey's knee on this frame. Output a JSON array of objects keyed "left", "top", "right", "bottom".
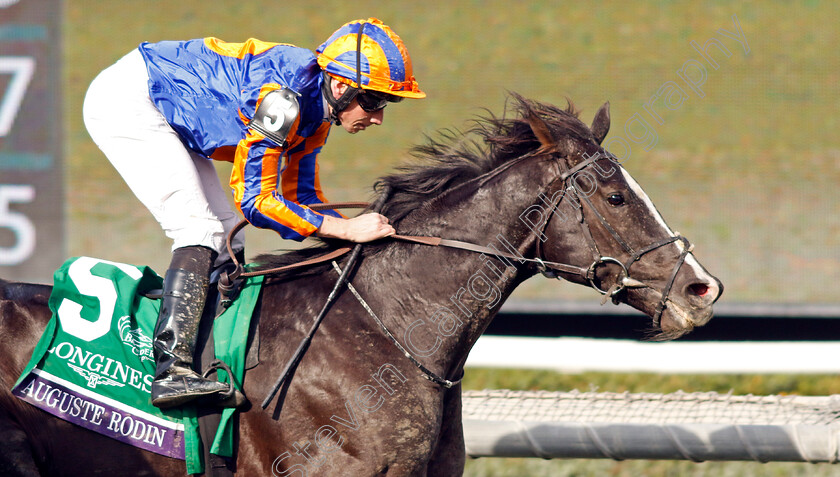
[{"left": 167, "top": 218, "right": 227, "bottom": 257}]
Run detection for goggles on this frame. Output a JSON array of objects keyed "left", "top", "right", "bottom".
[{"left": 356, "top": 90, "right": 403, "bottom": 112}]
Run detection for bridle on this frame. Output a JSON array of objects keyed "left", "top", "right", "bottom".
[
  {"left": 530, "top": 149, "right": 695, "bottom": 327},
  {"left": 232, "top": 146, "right": 698, "bottom": 395}
]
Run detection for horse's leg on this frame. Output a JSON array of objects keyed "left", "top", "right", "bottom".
[{"left": 425, "top": 383, "right": 465, "bottom": 477}]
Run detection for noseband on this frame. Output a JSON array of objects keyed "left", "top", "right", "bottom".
[{"left": 533, "top": 150, "right": 695, "bottom": 327}]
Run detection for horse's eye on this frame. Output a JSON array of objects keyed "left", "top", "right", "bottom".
[{"left": 607, "top": 193, "right": 625, "bottom": 206}]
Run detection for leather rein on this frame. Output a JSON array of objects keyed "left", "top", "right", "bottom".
[{"left": 223, "top": 152, "right": 696, "bottom": 388}]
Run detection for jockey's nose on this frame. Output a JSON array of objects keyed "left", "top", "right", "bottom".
[{"left": 370, "top": 108, "right": 384, "bottom": 125}]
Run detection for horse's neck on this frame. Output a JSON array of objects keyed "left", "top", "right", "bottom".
[{"left": 356, "top": 158, "right": 556, "bottom": 376}]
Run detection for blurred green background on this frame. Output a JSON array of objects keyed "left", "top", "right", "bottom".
[
  {"left": 63, "top": 1, "right": 839, "bottom": 306},
  {"left": 57, "top": 2, "right": 840, "bottom": 475}
]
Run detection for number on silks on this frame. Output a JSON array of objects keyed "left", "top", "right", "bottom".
[{"left": 249, "top": 88, "right": 300, "bottom": 147}]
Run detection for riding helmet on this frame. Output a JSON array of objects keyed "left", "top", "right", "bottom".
[{"left": 316, "top": 18, "right": 425, "bottom": 119}]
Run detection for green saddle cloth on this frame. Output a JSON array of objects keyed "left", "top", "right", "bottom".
[{"left": 12, "top": 256, "right": 263, "bottom": 475}]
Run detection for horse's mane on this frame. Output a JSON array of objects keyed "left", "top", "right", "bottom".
[
  {"left": 252, "top": 93, "right": 595, "bottom": 276},
  {"left": 376, "top": 93, "right": 593, "bottom": 222}
]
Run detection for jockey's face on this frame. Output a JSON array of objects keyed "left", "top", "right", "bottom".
[{"left": 331, "top": 81, "right": 385, "bottom": 134}]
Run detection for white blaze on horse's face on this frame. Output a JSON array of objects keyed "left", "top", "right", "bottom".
[
  {"left": 524, "top": 97, "right": 720, "bottom": 338},
  {"left": 618, "top": 167, "right": 722, "bottom": 333},
  {"left": 619, "top": 168, "right": 703, "bottom": 271}
]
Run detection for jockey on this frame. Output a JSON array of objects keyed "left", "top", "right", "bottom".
[{"left": 82, "top": 18, "right": 425, "bottom": 409}]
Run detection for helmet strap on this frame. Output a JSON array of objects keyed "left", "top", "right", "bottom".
[
  {"left": 321, "top": 21, "right": 367, "bottom": 126},
  {"left": 321, "top": 72, "right": 359, "bottom": 125}
]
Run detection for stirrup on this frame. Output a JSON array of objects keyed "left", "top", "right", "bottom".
[
  {"left": 200, "top": 359, "right": 248, "bottom": 408},
  {"left": 150, "top": 374, "right": 231, "bottom": 409}
]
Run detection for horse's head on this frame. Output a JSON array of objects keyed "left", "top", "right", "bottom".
[{"left": 520, "top": 95, "right": 722, "bottom": 339}]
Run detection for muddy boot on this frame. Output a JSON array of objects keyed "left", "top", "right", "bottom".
[{"left": 151, "top": 246, "right": 230, "bottom": 409}]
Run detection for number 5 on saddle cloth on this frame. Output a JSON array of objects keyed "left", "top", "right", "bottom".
[{"left": 11, "top": 256, "right": 264, "bottom": 475}]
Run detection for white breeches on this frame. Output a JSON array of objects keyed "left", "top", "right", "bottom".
[{"left": 82, "top": 49, "right": 244, "bottom": 266}]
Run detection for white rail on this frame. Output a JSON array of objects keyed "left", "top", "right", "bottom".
[
  {"left": 462, "top": 390, "right": 840, "bottom": 462},
  {"left": 465, "top": 336, "right": 840, "bottom": 374}
]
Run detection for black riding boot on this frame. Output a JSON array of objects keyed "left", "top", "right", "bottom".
[{"left": 151, "top": 246, "right": 230, "bottom": 409}]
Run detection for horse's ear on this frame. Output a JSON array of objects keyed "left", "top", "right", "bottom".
[
  {"left": 591, "top": 101, "right": 610, "bottom": 145},
  {"left": 527, "top": 112, "right": 555, "bottom": 150}
]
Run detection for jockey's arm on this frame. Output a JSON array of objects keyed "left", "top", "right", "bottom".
[
  {"left": 231, "top": 131, "right": 325, "bottom": 241},
  {"left": 233, "top": 120, "right": 394, "bottom": 243},
  {"left": 234, "top": 86, "right": 394, "bottom": 243},
  {"left": 274, "top": 123, "right": 394, "bottom": 242}
]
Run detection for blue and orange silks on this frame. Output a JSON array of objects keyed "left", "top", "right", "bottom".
[{"left": 138, "top": 38, "right": 341, "bottom": 241}]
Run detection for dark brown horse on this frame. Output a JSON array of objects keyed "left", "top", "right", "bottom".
[{"left": 0, "top": 95, "right": 721, "bottom": 476}]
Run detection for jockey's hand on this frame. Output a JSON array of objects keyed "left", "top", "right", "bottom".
[{"left": 316, "top": 213, "right": 395, "bottom": 243}]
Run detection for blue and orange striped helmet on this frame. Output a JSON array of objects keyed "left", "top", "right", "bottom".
[{"left": 316, "top": 18, "right": 425, "bottom": 99}]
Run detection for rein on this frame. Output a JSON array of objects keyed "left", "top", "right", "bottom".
[
  {"left": 260, "top": 194, "right": 391, "bottom": 410},
  {"left": 219, "top": 203, "right": 591, "bottom": 291},
  {"left": 231, "top": 151, "right": 697, "bottom": 395},
  {"left": 331, "top": 261, "right": 463, "bottom": 389},
  {"left": 217, "top": 201, "right": 370, "bottom": 302}
]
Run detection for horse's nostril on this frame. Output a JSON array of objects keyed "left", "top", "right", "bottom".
[{"left": 689, "top": 283, "right": 709, "bottom": 297}]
